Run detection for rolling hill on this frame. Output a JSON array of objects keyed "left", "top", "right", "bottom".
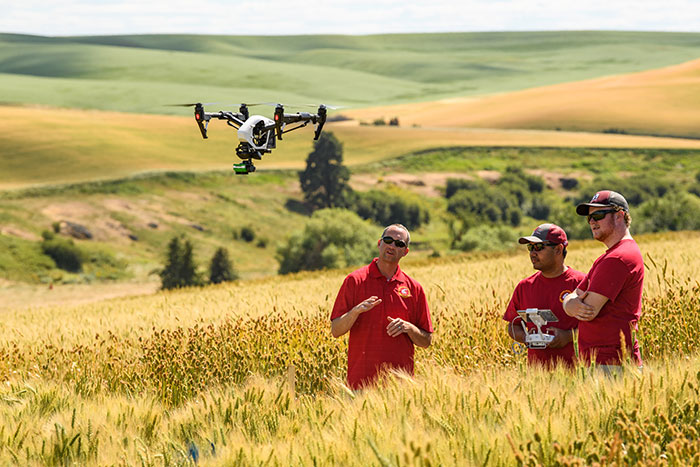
[
  {"left": 344, "top": 57, "right": 700, "bottom": 139},
  {"left": 3, "top": 104, "right": 700, "bottom": 189},
  {"left": 1, "top": 31, "right": 700, "bottom": 114}
]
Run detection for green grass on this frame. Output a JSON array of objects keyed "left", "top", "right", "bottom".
[
  {"left": 2, "top": 147, "right": 699, "bottom": 285},
  {"left": 1, "top": 31, "right": 700, "bottom": 113},
  {"left": 363, "top": 146, "right": 700, "bottom": 178}
]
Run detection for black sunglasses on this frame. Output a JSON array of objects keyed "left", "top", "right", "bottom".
[
  {"left": 526, "top": 242, "right": 558, "bottom": 252},
  {"left": 382, "top": 236, "right": 407, "bottom": 248},
  {"left": 587, "top": 208, "right": 618, "bottom": 223}
]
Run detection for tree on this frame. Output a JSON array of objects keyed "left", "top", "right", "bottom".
[
  {"left": 299, "top": 132, "right": 351, "bottom": 211},
  {"left": 209, "top": 247, "right": 238, "bottom": 284},
  {"left": 158, "top": 236, "right": 201, "bottom": 289}
]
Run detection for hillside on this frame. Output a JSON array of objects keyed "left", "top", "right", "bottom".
[
  {"left": 4, "top": 105, "right": 700, "bottom": 189},
  {"left": 1, "top": 31, "right": 700, "bottom": 113},
  {"left": 344, "top": 57, "right": 700, "bottom": 139}
]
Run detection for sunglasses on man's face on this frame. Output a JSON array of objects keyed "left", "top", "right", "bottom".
[
  {"left": 526, "top": 242, "right": 557, "bottom": 252},
  {"left": 587, "top": 208, "right": 618, "bottom": 223},
  {"left": 382, "top": 236, "right": 407, "bottom": 248}
]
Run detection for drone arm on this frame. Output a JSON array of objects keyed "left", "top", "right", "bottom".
[{"left": 314, "top": 105, "right": 327, "bottom": 140}]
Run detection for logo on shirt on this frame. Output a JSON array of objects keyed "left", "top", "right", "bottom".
[
  {"left": 396, "top": 286, "right": 411, "bottom": 298},
  {"left": 559, "top": 290, "right": 572, "bottom": 303}
]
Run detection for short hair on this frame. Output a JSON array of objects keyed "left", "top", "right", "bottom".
[
  {"left": 561, "top": 246, "right": 568, "bottom": 259},
  {"left": 613, "top": 206, "right": 632, "bottom": 228},
  {"left": 382, "top": 224, "right": 410, "bottom": 245}
]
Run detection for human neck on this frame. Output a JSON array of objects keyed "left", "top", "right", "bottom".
[
  {"left": 376, "top": 258, "right": 398, "bottom": 280},
  {"left": 603, "top": 228, "right": 632, "bottom": 249},
  {"left": 540, "top": 263, "right": 567, "bottom": 279}
]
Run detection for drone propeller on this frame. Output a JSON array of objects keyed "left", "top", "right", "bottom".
[
  {"left": 300, "top": 103, "right": 344, "bottom": 110},
  {"left": 165, "top": 102, "right": 221, "bottom": 107}
]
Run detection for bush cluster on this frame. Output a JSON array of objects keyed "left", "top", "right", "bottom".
[
  {"left": 276, "top": 209, "right": 376, "bottom": 275},
  {"left": 40, "top": 231, "right": 85, "bottom": 272},
  {"left": 350, "top": 189, "right": 430, "bottom": 230}
]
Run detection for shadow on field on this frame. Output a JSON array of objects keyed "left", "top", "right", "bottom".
[{"left": 285, "top": 199, "right": 311, "bottom": 216}]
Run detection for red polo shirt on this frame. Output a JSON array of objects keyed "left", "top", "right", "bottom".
[
  {"left": 503, "top": 267, "right": 585, "bottom": 367},
  {"left": 577, "top": 238, "right": 644, "bottom": 366},
  {"left": 331, "top": 258, "right": 433, "bottom": 390}
]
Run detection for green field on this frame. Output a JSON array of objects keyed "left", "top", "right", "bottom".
[{"left": 2, "top": 31, "right": 700, "bottom": 113}]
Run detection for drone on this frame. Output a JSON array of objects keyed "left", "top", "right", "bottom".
[
  {"left": 515, "top": 308, "right": 559, "bottom": 349},
  {"left": 176, "top": 102, "right": 328, "bottom": 174}
]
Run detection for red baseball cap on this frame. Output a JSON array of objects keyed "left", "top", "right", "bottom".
[
  {"left": 518, "top": 223, "right": 569, "bottom": 247},
  {"left": 576, "top": 190, "right": 629, "bottom": 215}
]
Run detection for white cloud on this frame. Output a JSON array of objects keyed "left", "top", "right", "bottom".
[{"left": 0, "top": 0, "right": 698, "bottom": 36}]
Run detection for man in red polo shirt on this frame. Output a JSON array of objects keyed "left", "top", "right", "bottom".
[
  {"left": 330, "top": 224, "right": 433, "bottom": 390},
  {"left": 563, "top": 190, "right": 644, "bottom": 370},
  {"left": 503, "top": 223, "right": 585, "bottom": 368}
]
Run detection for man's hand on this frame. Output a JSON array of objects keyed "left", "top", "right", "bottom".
[
  {"left": 354, "top": 296, "right": 382, "bottom": 315},
  {"left": 331, "top": 296, "right": 382, "bottom": 338},
  {"left": 386, "top": 316, "right": 432, "bottom": 347},
  {"left": 546, "top": 327, "right": 573, "bottom": 349},
  {"left": 386, "top": 316, "right": 411, "bottom": 337}
]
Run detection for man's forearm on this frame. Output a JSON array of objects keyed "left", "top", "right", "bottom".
[
  {"left": 407, "top": 324, "right": 432, "bottom": 348},
  {"left": 331, "top": 307, "right": 361, "bottom": 337},
  {"left": 506, "top": 322, "right": 527, "bottom": 344}
]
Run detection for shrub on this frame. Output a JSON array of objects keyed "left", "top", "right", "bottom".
[
  {"left": 634, "top": 191, "right": 700, "bottom": 233},
  {"left": 447, "top": 188, "right": 520, "bottom": 228},
  {"left": 577, "top": 174, "right": 675, "bottom": 207},
  {"left": 452, "top": 224, "right": 520, "bottom": 252},
  {"left": 350, "top": 189, "right": 430, "bottom": 230},
  {"left": 445, "top": 178, "right": 485, "bottom": 199},
  {"left": 240, "top": 226, "right": 256, "bottom": 243},
  {"left": 41, "top": 237, "right": 84, "bottom": 272},
  {"left": 276, "top": 209, "right": 376, "bottom": 274}
]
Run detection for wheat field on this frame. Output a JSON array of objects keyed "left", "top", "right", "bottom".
[{"left": 1, "top": 231, "right": 700, "bottom": 464}]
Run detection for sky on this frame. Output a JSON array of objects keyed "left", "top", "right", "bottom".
[{"left": 2, "top": 0, "right": 699, "bottom": 37}]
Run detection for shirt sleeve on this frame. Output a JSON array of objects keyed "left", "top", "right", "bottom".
[
  {"left": 330, "top": 275, "right": 355, "bottom": 321},
  {"left": 503, "top": 283, "right": 521, "bottom": 322},
  {"left": 413, "top": 284, "right": 434, "bottom": 333},
  {"left": 586, "top": 256, "right": 630, "bottom": 302}
]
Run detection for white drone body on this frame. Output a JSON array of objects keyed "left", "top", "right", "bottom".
[
  {"left": 237, "top": 115, "right": 277, "bottom": 152},
  {"left": 516, "top": 308, "right": 558, "bottom": 349}
]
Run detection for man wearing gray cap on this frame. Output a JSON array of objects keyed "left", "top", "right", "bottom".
[
  {"left": 563, "top": 190, "right": 644, "bottom": 370},
  {"left": 503, "top": 223, "right": 585, "bottom": 367}
]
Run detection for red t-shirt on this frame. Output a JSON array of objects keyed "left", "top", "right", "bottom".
[
  {"left": 331, "top": 258, "right": 433, "bottom": 390},
  {"left": 577, "top": 238, "right": 644, "bottom": 366},
  {"left": 503, "top": 267, "right": 585, "bottom": 367}
]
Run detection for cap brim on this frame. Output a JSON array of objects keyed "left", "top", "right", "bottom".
[
  {"left": 518, "top": 236, "right": 544, "bottom": 244},
  {"left": 576, "top": 202, "right": 609, "bottom": 216}
]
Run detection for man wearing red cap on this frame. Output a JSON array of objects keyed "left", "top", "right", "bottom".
[
  {"left": 503, "top": 223, "right": 585, "bottom": 367},
  {"left": 330, "top": 224, "right": 433, "bottom": 390},
  {"left": 563, "top": 190, "right": 644, "bottom": 371}
]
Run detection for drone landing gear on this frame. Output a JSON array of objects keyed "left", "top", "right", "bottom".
[{"left": 233, "top": 160, "right": 256, "bottom": 175}]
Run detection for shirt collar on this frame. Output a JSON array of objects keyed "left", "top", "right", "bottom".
[{"left": 369, "top": 257, "right": 405, "bottom": 282}]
